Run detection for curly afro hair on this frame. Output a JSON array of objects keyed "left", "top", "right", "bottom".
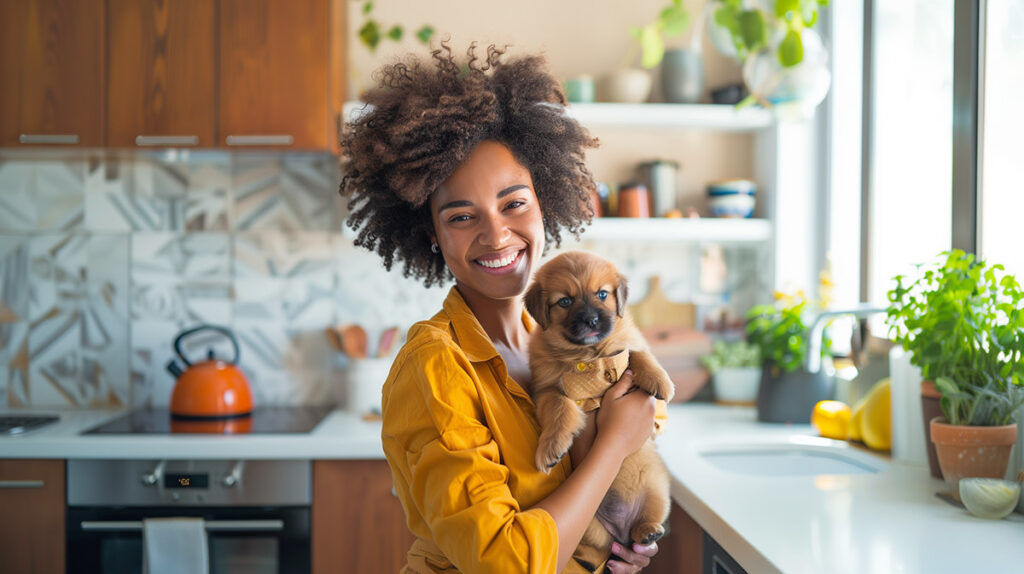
[{"left": 338, "top": 42, "right": 600, "bottom": 287}]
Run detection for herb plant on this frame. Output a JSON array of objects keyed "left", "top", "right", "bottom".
[
  {"left": 887, "top": 250, "right": 1024, "bottom": 426},
  {"left": 746, "top": 294, "right": 825, "bottom": 374},
  {"left": 712, "top": 0, "right": 830, "bottom": 67},
  {"left": 630, "top": 0, "right": 691, "bottom": 69},
  {"left": 356, "top": 1, "right": 434, "bottom": 53},
  {"left": 700, "top": 339, "right": 762, "bottom": 373}
]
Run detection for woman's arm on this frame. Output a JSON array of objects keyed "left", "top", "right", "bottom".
[{"left": 531, "top": 370, "right": 658, "bottom": 572}]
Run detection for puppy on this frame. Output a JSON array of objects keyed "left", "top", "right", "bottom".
[{"left": 524, "top": 251, "right": 674, "bottom": 563}]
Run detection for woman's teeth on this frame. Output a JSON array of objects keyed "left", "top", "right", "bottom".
[{"left": 477, "top": 252, "right": 518, "bottom": 268}]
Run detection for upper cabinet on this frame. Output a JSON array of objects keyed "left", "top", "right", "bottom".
[
  {"left": 220, "top": 0, "right": 332, "bottom": 150},
  {"left": 107, "top": 0, "right": 216, "bottom": 147},
  {"left": 0, "top": 0, "right": 105, "bottom": 147},
  {"left": 2, "top": 0, "right": 345, "bottom": 151}
]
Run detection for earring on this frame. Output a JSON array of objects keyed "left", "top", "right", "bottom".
[{"left": 431, "top": 242, "right": 440, "bottom": 254}]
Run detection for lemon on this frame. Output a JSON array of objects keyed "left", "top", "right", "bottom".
[
  {"left": 858, "top": 378, "right": 891, "bottom": 451},
  {"left": 959, "top": 478, "right": 1021, "bottom": 519},
  {"left": 811, "top": 400, "right": 851, "bottom": 440},
  {"left": 847, "top": 398, "right": 864, "bottom": 442}
]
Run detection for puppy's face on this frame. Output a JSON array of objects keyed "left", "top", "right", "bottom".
[{"left": 525, "top": 252, "right": 628, "bottom": 346}]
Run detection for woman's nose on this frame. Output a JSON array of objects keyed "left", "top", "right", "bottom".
[{"left": 478, "top": 214, "right": 511, "bottom": 246}]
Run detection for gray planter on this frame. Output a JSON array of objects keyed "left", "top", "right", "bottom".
[
  {"left": 661, "top": 49, "right": 704, "bottom": 104},
  {"left": 756, "top": 362, "right": 836, "bottom": 424}
]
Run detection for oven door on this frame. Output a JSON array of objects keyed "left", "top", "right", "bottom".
[{"left": 66, "top": 506, "right": 310, "bottom": 574}]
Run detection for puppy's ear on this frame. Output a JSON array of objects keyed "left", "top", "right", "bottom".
[
  {"left": 615, "top": 274, "right": 629, "bottom": 318},
  {"left": 524, "top": 281, "right": 549, "bottom": 329}
]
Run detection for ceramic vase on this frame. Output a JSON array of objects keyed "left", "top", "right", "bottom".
[
  {"left": 929, "top": 418, "right": 1017, "bottom": 502},
  {"left": 660, "top": 49, "right": 704, "bottom": 104},
  {"left": 756, "top": 362, "right": 836, "bottom": 424},
  {"left": 712, "top": 367, "right": 760, "bottom": 406},
  {"left": 602, "top": 69, "right": 652, "bottom": 104}
]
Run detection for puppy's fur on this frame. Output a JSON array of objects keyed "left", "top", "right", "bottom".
[{"left": 524, "top": 251, "right": 674, "bottom": 563}]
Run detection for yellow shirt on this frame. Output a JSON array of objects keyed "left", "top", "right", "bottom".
[{"left": 381, "top": 287, "right": 597, "bottom": 574}]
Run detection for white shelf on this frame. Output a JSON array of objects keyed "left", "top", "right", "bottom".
[
  {"left": 344, "top": 101, "right": 773, "bottom": 132},
  {"left": 575, "top": 217, "right": 771, "bottom": 242},
  {"left": 565, "top": 103, "right": 773, "bottom": 131}
]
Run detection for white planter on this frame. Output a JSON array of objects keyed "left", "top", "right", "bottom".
[
  {"left": 601, "top": 69, "right": 652, "bottom": 104},
  {"left": 343, "top": 358, "right": 394, "bottom": 415},
  {"left": 712, "top": 367, "right": 760, "bottom": 405}
]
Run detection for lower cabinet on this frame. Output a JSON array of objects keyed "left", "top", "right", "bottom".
[
  {"left": 647, "top": 502, "right": 704, "bottom": 574},
  {"left": 312, "top": 460, "right": 415, "bottom": 573},
  {"left": 0, "top": 459, "right": 65, "bottom": 574}
]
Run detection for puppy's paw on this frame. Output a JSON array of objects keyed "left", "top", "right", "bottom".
[
  {"left": 536, "top": 433, "right": 574, "bottom": 472},
  {"left": 631, "top": 522, "right": 666, "bottom": 546},
  {"left": 632, "top": 370, "right": 675, "bottom": 402}
]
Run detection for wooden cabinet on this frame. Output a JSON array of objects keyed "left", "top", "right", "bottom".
[
  {"left": 0, "top": 459, "right": 66, "bottom": 574},
  {"left": 0, "top": 0, "right": 104, "bottom": 147},
  {"left": 219, "top": 0, "right": 340, "bottom": 150},
  {"left": 646, "top": 502, "right": 703, "bottom": 574},
  {"left": 106, "top": 0, "right": 216, "bottom": 147},
  {"left": 312, "top": 460, "right": 415, "bottom": 573}
]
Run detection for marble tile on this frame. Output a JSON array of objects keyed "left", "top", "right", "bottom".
[
  {"left": 86, "top": 155, "right": 231, "bottom": 232},
  {"left": 0, "top": 159, "right": 86, "bottom": 232},
  {"left": 25, "top": 233, "right": 130, "bottom": 407},
  {"left": 131, "top": 233, "right": 232, "bottom": 324},
  {"left": 233, "top": 156, "right": 340, "bottom": 232}
]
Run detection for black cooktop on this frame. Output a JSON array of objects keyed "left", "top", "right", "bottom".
[{"left": 82, "top": 406, "right": 333, "bottom": 435}]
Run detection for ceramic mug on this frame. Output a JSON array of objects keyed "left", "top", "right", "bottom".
[{"left": 565, "top": 75, "right": 596, "bottom": 103}]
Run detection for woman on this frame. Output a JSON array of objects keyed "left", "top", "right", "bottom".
[{"left": 339, "top": 43, "right": 661, "bottom": 573}]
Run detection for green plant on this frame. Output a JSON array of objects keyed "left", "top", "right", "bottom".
[
  {"left": 700, "top": 339, "right": 762, "bottom": 373},
  {"left": 629, "top": 0, "right": 691, "bottom": 69},
  {"left": 887, "top": 250, "right": 1024, "bottom": 426},
  {"left": 356, "top": 1, "right": 434, "bottom": 53},
  {"left": 746, "top": 293, "right": 827, "bottom": 374},
  {"left": 712, "top": 0, "right": 829, "bottom": 67}
]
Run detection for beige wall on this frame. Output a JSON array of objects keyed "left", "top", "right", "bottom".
[{"left": 347, "top": 0, "right": 754, "bottom": 213}]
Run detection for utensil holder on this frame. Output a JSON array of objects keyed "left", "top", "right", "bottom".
[{"left": 344, "top": 358, "right": 394, "bottom": 415}]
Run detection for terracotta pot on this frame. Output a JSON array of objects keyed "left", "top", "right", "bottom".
[
  {"left": 929, "top": 417, "right": 1017, "bottom": 501},
  {"left": 920, "top": 381, "right": 943, "bottom": 479}
]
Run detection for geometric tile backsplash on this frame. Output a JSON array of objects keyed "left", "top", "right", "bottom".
[{"left": 0, "top": 152, "right": 767, "bottom": 409}]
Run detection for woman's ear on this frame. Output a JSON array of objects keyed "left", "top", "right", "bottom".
[
  {"left": 615, "top": 274, "right": 629, "bottom": 318},
  {"left": 524, "top": 282, "right": 549, "bottom": 329}
]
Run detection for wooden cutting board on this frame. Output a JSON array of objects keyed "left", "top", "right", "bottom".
[{"left": 628, "top": 276, "right": 696, "bottom": 329}]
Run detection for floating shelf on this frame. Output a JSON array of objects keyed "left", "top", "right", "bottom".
[
  {"left": 344, "top": 101, "right": 773, "bottom": 132},
  {"left": 574, "top": 217, "right": 771, "bottom": 243},
  {"left": 565, "top": 103, "right": 773, "bottom": 132}
]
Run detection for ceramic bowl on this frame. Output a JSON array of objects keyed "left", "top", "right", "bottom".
[{"left": 707, "top": 179, "right": 756, "bottom": 218}]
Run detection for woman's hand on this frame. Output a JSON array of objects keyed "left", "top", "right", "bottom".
[
  {"left": 593, "top": 369, "right": 657, "bottom": 462},
  {"left": 606, "top": 541, "right": 659, "bottom": 573}
]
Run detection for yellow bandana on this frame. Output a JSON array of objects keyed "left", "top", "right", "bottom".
[{"left": 559, "top": 349, "right": 631, "bottom": 413}]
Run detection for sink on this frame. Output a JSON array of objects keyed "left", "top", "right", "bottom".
[{"left": 698, "top": 438, "right": 887, "bottom": 476}]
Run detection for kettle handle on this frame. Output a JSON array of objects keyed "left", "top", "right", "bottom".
[{"left": 173, "top": 324, "right": 240, "bottom": 367}]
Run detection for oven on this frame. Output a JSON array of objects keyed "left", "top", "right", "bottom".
[{"left": 66, "top": 459, "right": 311, "bottom": 574}]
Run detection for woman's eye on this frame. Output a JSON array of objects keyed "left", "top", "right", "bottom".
[
  {"left": 505, "top": 200, "right": 525, "bottom": 210},
  {"left": 596, "top": 290, "right": 608, "bottom": 301},
  {"left": 449, "top": 214, "right": 471, "bottom": 223},
  {"left": 557, "top": 297, "right": 572, "bottom": 308}
]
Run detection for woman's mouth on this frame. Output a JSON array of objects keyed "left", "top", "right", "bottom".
[{"left": 474, "top": 250, "right": 524, "bottom": 274}]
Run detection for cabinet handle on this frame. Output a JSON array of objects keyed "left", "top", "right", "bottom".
[
  {"left": 225, "top": 135, "right": 294, "bottom": 146},
  {"left": 0, "top": 480, "right": 45, "bottom": 489},
  {"left": 80, "top": 519, "right": 284, "bottom": 532},
  {"left": 19, "top": 134, "right": 79, "bottom": 145},
  {"left": 135, "top": 135, "right": 199, "bottom": 147}
]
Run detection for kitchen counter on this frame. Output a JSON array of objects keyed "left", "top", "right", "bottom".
[{"left": 2, "top": 403, "right": 1022, "bottom": 573}]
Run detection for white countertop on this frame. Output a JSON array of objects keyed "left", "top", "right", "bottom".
[{"left": 2, "top": 403, "right": 1022, "bottom": 573}]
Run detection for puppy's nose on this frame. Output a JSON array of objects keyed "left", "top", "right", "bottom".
[{"left": 586, "top": 315, "right": 600, "bottom": 328}]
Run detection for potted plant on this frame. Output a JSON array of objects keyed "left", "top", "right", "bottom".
[
  {"left": 700, "top": 339, "right": 762, "bottom": 405},
  {"left": 746, "top": 292, "right": 834, "bottom": 423},
  {"left": 605, "top": 1, "right": 691, "bottom": 103},
  {"left": 887, "top": 250, "right": 1024, "bottom": 499},
  {"left": 706, "top": 0, "right": 832, "bottom": 118}
]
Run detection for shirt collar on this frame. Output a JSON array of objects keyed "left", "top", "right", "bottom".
[{"left": 441, "top": 286, "right": 536, "bottom": 364}]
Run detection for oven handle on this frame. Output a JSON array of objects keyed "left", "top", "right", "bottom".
[{"left": 80, "top": 519, "right": 284, "bottom": 532}]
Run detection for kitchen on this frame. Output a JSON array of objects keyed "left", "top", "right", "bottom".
[{"left": 2, "top": 0, "right": 1023, "bottom": 573}]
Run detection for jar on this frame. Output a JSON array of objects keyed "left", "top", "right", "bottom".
[{"left": 617, "top": 183, "right": 651, "bottom": 218}]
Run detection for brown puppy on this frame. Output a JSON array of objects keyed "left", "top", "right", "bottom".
[{"left": 524, "top": 251, "right": 674, "bottom": 563}]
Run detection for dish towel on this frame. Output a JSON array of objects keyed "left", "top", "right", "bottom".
[{"left": 143, "top": 517, "right": 209, "bottom": 574}]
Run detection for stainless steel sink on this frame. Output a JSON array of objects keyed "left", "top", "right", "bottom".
[
  {"left": 0, "top": 414, "right": 60, "bottom": 435},
  {"left": 698, "top": 439, "right": 887, "bottom": 476}
]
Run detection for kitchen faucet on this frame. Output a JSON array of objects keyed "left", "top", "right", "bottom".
[{"left": 805, "top": 304, "right": 888, "bottom": 374}]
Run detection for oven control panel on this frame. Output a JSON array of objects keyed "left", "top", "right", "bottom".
[{"left": 67, "top": 459, "right": 311, "bottom": 506}]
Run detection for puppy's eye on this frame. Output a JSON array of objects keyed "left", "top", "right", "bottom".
[
  {"left": 596, "top": 290, "right": 609, "bottom": 301},
  {"left": 556, "top": 297, "right": 572, "bottom": 308}
]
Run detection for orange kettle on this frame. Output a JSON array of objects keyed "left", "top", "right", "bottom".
[{"left": 166, "top": 325, "right": 253, "bottom": 419}]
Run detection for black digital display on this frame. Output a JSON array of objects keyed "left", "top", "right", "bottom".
[{"left": 164, "top": 473, "right": 209, "bottom": 489}]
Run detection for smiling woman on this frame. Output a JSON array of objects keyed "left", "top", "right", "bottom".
[{"left": 338, "top": 43, "right": 664, "bottom": 574}]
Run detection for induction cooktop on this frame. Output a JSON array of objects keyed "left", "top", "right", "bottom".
[{"left": 82, "top": 406, "right": 333, "bottom": 435}]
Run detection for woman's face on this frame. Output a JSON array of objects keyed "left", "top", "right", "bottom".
[{"left": 430, "top": 140, "right": 546, "bottom": 304}]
